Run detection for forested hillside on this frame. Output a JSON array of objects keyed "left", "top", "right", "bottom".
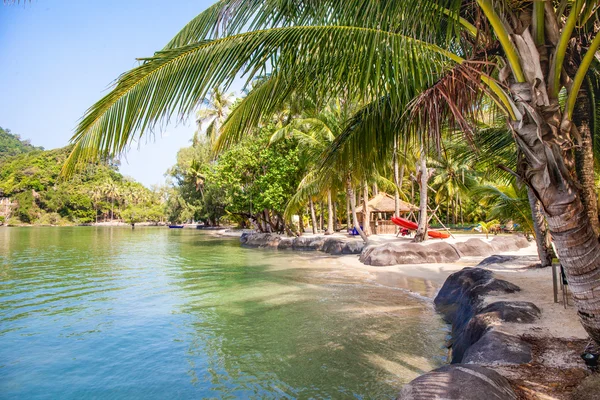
[
  {"left": 0, "top": 132, "right": 165, "bottom": 225},
  {"left": 0, "top": 127, "right": 43, "bottom": 162}
]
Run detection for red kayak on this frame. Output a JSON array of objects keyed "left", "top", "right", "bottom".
[{"left": 391, "top": 217, "right": 450, "bottom": 239}]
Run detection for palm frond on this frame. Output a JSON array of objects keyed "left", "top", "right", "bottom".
[{"left": 65, "top": 24, "right": 456, "bottom": 175}]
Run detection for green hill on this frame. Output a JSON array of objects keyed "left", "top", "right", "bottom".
[
  {"left": 0, "top": 133, "right": 165, "bottom": 225},
  {"left": 0, "top": 126, "right": 43, "bottom": 162}
]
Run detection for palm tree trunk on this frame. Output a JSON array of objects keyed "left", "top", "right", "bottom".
[
  {"left": 309, "top": 198, "right": 318, "bottom": 234},
  {"left": 298, "top": 209, "right": 305, "bottom": 236},
  {"left": 573, "top": 85, "right": 600, "bottom": 236},
  {"left": 347, "top": 177, "right": 368, "bottom": 243},
  {"left": 333, "top": 201, "right": 338, "bottom": 232},
  {"left": 346, "top": 195, "right": 351, "bottom": 230},
  {"left": 511, "top": 86, "right": 600, "bottom": 343},
  {"left": 362, "top": 181, "right": 372, "bottom": 236},
  {"left": 111, "top": 198, "right": 114, "bottom": 221},
  {"left": 527, "top": 187, "right": 553, "bottom": 268},
  {"left": 325, "top": 190, "right": 334, "bottom": 235},
  {"left": 393, "top": 137, "right": 401, "bottom": 222},
  {"left": 415, "top": 151, "right": 429, "bottom": 242}
]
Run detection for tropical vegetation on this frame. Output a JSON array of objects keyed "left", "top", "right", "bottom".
[
  {"left": 0, "top": 133, "right": 165, "bottom": 225},
  {"left": 61, "top": 2, "right": 600, "bottom": 343}
]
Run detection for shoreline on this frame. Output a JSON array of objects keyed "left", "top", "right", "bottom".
[{"left": 219, "top": 228, "right": 592, "bottom": 399}]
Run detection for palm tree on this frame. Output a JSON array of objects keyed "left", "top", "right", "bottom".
[
  {"left": 187, "top": 160, "right": 206, "bottom": 199},
  {"left": 475, "top": 219, "right": 501, "bottom": 240},
  {"left": 63, "top": 2, "right": 600, "bottom": 342},
  {"left": 196, "top": 88, "right": 234, "bottom": 146},
  {"left": 102, "top": 180, "right": 120, "bottom": 221}
]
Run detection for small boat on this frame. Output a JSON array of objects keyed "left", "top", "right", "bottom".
[
  {"left": 391, "top": 217, "right": 451, "bottom": 239},
  {"left": 168, "top": 225, "right": 184, "bottom": 229}
]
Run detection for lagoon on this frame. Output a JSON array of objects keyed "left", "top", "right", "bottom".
[{"left": 0, "top": 227, "right": 446, "bottom": 399}]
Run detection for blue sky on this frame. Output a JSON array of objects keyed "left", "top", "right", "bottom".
[{"left": 0, "top": 0, "right": 239, "bottom": 187}]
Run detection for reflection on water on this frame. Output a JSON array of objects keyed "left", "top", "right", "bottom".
[{"left": 0, "top": 227, "right": 447, "bottom": 399}]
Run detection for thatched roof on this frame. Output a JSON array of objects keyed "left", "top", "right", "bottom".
[{"left": 355, "top": 192, "right": 418, "bottom": 214}]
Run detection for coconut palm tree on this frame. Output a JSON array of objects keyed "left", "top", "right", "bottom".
[
  {"left": 102, "top": 180, "right": 120, "bottom": 221},
  {"left": 196, "top": 88, "right": 234, "bottom": 146},
  {"left": 63, "top": 1, "right": 600, "bottom": 342}
]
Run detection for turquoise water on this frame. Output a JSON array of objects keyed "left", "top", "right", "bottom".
[{"left": 0, "top": 227, "right": 446, "bottom": 399}]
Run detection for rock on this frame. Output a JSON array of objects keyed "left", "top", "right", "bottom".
[
  {"left": 277, "top": 237, "right": 294, "bottom": 249},
  {"left": 463, "top": 330, "right": 532, "bottom": 365},
  {"left": 477, "top": 254, "right": 519, "bottom": 266},
  {"left": 433, "top": 268, "right": 521, "bottom": 363},
  {"left": 292, "top": 236, "right": 325, "bottom": 251},
  {"left": 434, "top": 268, "right": 521, "bottom": 325},
  {"left": 477, "top": 301, "right": 541, "bottom": 324},
  {"left": 360, "top": 242, "right": 460, "bottom": 266},
  {"left": 453, "top": 238, "right": 494, "bottom": 257},
  {"left": 322, "top": 238, "right": 345, "bottom": 254},
  {"left": 342, "top": 240, "right": 365, "bottom": 255},
  {"left": 489, "top": 235, "right": 529, "bottom": 252},
  {"left": 398, "top": 364, "right": 517, "bottom": 400},
  {"left": 240, "top": 232, "right": 281, "bottom": 248}
]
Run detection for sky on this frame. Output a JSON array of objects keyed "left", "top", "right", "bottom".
[{"left": 0, "top": 0, "right": 240, "bottom": 187}]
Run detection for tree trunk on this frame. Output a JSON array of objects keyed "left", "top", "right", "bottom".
[
  {"left": 347, "top": 177, "right": 368, "bottom": 243},
  {"left": 333, "top": 201, "right": 338, "bottom": 232},
  {"left": 393, "top": 137, "right": 401, "bottom": 224},
  {"left": 346, "top": 195, "right": 351, "bottom": 230},
  {"left": 325, "top": 190, "right": 334, "bottom": 235},
  {"left": 309, "top": 198, "right": 318, "bottom": 235},
  {"left": 362, "top": 181, "right": 372, "bottom": 236},
  {"left": 298, "top": 209, "right": 305, "bottom": 236},
  {"left": 319, "top": 201, "right": 324, "bottom": 232},
  {"left": 527, "top": 187, "right": 553, "bottom": 268},
  {"left": 573, "top": 85, "right": 600, "bottom": 236},
  {"left": 511, "top": 84, "right": 600, "bottom": 343},
  {"left": 415, "top": 151, "right": 429, "bottom": 242}
]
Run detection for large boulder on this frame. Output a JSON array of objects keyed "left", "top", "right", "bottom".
[
  {"left": 462, "top": 330, "right": 532, "bottom": 365},
  {"left": 398, "top": 364, "right": 518, "bottom": 400},
  {"left": 433, "top": 268, "right": 522, "bottom": 363},
  {"left": 360, "top": 242, "right": 460, "bottom": 266},
  {"left": 453, "top": 238, "right": 494, "bottom": 257},
  {"left": 240, "top": 232, "right": 281, "bottom": 248},
  {"left": 342, "top": 240, "right": 365, "bottom": 254},
  {"left": 292, "top": 236, "right": 325, "bottom": 251},
  {"left": 489, "top": 235, "right": 530, "bottom": 252},
  {"left": 322, "top": 238, "right": 345, "bottom": 254},
  {"left": 277, "top": 237, "right": 294, "bottom": 249}
]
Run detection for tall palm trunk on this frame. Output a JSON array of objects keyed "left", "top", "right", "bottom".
[
  {"left": 393, "top": 137, "right": 400, "bottom": 222},
  {"left": 326, "top": 190, "right": 334, "bottom": 235},
  {"left": 309, "top": 198, "right": 318, "bottom": 235},
  {"left": 527, "top": 187, "right": 553, "bottom": 268},
  {"left": 573, "top": 84, "right": 600, "bottom": 236},
  {"left": 298, "top": 209, "right": 305, "bottom": 236},
  {"left": 347, "top": 177, "right": 368, "bottom": 243},
  {"left": 511, "top": 84, "right": 600, "bottom": 343},
  {"left": 415, "top": 151, "right": 429, "bottom": 242},
  {"left": 346, "top": 195, "right": 351, "bottom": 229},
  {"left": 362, "top": 181, "right": 372, "bottom": 236}
]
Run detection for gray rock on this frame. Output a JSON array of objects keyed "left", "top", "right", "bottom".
[
  {"left": 433, "top": 268, "right": 521, "bottom": 363},
  {"left": 240, "top": 232, "right": 281, "bottom": 248},
  {"left": 489, "top": 236, "right": 529, "bottom": 252},
  {"left": 453, "top": 238, "right": 494, "bottom": 257},
  {"left": 398, "top": 364, "right": 517, "bottom": 400},
  {"left": 360, "top": 242, "right": 460, "bottom": 266},
  {"left": 322, "top": 238, "right": 345, "bottom": 254},
  {"left": 292, "top": 236, "right": 325, "bottom": 251},
  {"left": 277, "top": 237, "right": 294, "bottom": 249},
  {"left": 478, "top": 301, "right": 541, "bottom": 323},
  {"left": 342, "top": 240, "right": 365, "bottom": 254},
  {"left": 463, "top": 330, "right": 532, "bottom": 365}
]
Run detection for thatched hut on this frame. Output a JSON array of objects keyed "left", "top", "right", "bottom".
[{"left": 355, "top": 193, "right": 418, "bottom": 234}]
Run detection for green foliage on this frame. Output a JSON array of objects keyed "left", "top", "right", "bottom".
[
  {"left": 0, "top": 126, "right": 43, "bottom": 163},
  {"left": 166, "top": 127, "right": 303, "bottom": 228},
  {"left": 0, "top": 140, "right": 165, "bottom": 225}
]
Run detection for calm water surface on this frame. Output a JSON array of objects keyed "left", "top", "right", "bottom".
[{"left": 0, "top": 227, "right": 446, "bottom": 399}]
